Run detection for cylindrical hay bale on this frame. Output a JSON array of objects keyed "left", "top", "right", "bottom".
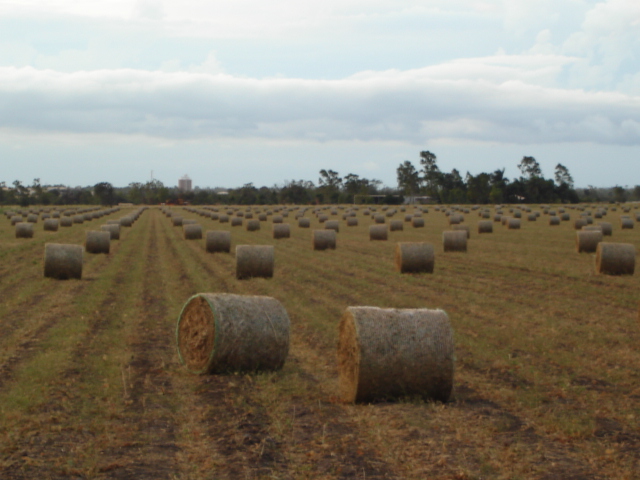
[
  {"left": 298, "top": 217, "right": 310, "bottom": 228},
  {"left": 448, "top": 214, "right": 462, "bottom": 225},
  {"left": 374, "top": 214, "right": 385, "bottom": 224},
  {"left": 338, "top": 307, "right": 454, "bottom": 403},
  {"left": 313, "top": 229, "right": 337, "bottom": 250},
  {"left": 452, "top": 224, "right": 470, "bottom": 239},
  {"left": 478, "top": 220, "right": 493, "bottom": 234},
  {"left": 325, "top": 220, "right": 340, "bottom": 232},
  {"left": 347, "top": 217, "right": 358, "bottom": 227},
  {"left": 318, "top": 214, "right": 328, "bottom": 223},
  {"left": 172, "top": 216, "right": 184, "bottom": 227},
  {"left": 246, "top": 219, "right": 260, "bottom": 231},
  {"left": 44, "top": 243, "right": 83, "bottom": 279},
  {"left": 43, "top": 219, "right": 59, "bottom": 232},
  {"left": 219, "top": 215, "right": 229, "bottom": 223},
  {"left": 176, "top": 293, "right": 290, "bottom": 374},
  {"left": 85, "top": 231, "right": 110, "bottom": 254},
  {"left": 206, "top": 230, "right": 231, "bottom": 253},
  {"left": 507, "top": 218, "right": 521, "bottom": 230},
  {"left": 73, "top": 215, "right": 84, "bottom": 224},
  {"left": 598, "top": 222, "right": 612, "bottom": 236},
  {"left": 15, "top": 222, "right": 34, "bottom": 238},
  {"left": 389, "top": 220, "right": 403, "bottom": 232},
  {"left": 27, "top": 214, "right": 38, "bottom": 223},
  {"left": 561, "top": 213, "right": 571, "bottom": 221},
  {"left": 527, "top": 213, "right": 536, "bottom": 221},
  {"left": 621, "top": 218, "right": 634, "bottom": 229},
  {"left": 235, "top": 245, "right": 275, "bottom": 279},
  {"left": 182, "top": 219, "right": 197, "bottom": 225},
  {"left": 231, "top": 217, "right": 243, "bottom": 227},
  {"left": 596, "top": 243, "right": 635, "bottom": 275},
  {"left": 395, "top": 242, "right": 435, "bottom": 274},
  {"left": 101, "top": 224, "right": 120, "bottom": 240},
  {"left": 493, "top": 214, "right": 502, "bottom": 222},
  {"left": 369, "top": 225, "right": 388, "bottom": 241},
  {"left": 184, "top": 224, "right": 203, "bottom": 240},
  {"left": 60, "top": 217, "right": 73, "bottom": 227},
  {"left": 549, "top": 216, "right": 560, "bottom": 226},
  {"left": 411, "top": 217, "right": 425, "bottom": 228},
  {"left": 10, "top": 215, "right": 23, "bottom": 225},
  {"left": 576, "top": 230, "right": 603, "bottom": 253},
  {"left": 273, "top": 223, "right": 291, "bottom": 239},
  {"left": 443, "top": 230, "right": 467, "bottom": 252},
  {"left": 574, "top": 218, "right": 587, "bottom": 230},
  {"left": 272, "top": 215, "right": 283, "bottom": 224}
]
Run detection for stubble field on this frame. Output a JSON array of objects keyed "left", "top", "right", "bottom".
[{"left": 0, "top": 204, "right": 638, "bottom": 479}]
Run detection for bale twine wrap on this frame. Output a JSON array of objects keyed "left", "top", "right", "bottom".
[
  {"left": 443, "top": 230, "right": 467, "bottom": 252},
  {"left": 235, "top": 245, "right": 275, "bottom": 279},
  {"left": 206, "top": 230, "right": 231, "bottom": 253},
  {"left": 412, "top": 217, "right": 425, "bottom": 228},
  {"left": 389, "top": 220, "right": 403, "bottom": 232},
  {"left": 298, "top": 218, "right": 311, "bottom": 228},
  {"left": 395, "top": 242, "right": 435, "bottom": 274},
  {"left": 313, "top": 230, "right": 337, "bottom": 250},
  {"left": 325, "top": 220, "right": 340, "bottom": 232},
  {"left": 43, "top": 219, "right": 59, "bottom": 232},
  {"left": 176, "top": 293, "right": 290, "bottom": 374},
  {"left": 273, "top": 223, "right": 291, "bottom": 239},
  {"left": 337, "top": 307, "right": 454, "bottom": 403},
  {"left": 598, "top": 222, "right": 613, "bottom": 236},
  {"left": 595, "top": 243, "right": 635, "bottom": 275},
  {"left": 576, "top": 230, "right": 603, "bottom": 253},
  {"left": 347, "top": 217, "right": 358, "bottom": 227},
  {"left": 507, "top": 218, "right": 521, "bottom": 230},
  {"left": 621, "top": 218, "right": 634, "bottom": 229},
  {"left": 369, "top": 225, "right": 388, "bottom": 241},
  {"left": 477, "top": 220, "right": 493, "bottom": 234},
  {"left": 44, "top": 243, "right": 83, "bottom": 279},
  {"left": 101, "top": 224, "right": 120, "bottom": 240},
  {"left": 452, "top": 224, "right": 470, "bottom": 238},
  {"left": 15, "top": 222, "right": 34, "bottom": 238},
  {"left": 85, "top": 231, "right": 110, "bottom": 254},
  {"left": 184, "top": 224, "right": 203, "bottom": 240}
]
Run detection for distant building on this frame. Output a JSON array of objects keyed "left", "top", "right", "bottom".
[{"left": 178, "top": 175, "right": 192, "bottom": 192}]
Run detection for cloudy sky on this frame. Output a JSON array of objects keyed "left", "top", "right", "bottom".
[{"left": 0, "top": 0, "right": 638, "bottom": 189}]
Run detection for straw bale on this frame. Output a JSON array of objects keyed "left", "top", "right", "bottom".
[
  {"left": 258, "top": 214, "right": 267, "bottom": 221},
  {"left": 273, "top": 223, "right": 291, "bottom": 239},
  {"left": 598, "top": 222, "right": 612, "bottom": 236},
  {"left": 85, "top": 231, "right": 110, "bottom": 254},
  {"left": 389, "top": 220, "right": 403, "bottom": 232},
  {"left": 549, "top": 216, "right": 560, "bottom": 226},
  {"left": 412, "top": 217, "right": 425, "bottom": 228},
  {"left": 206, "top": 231, "right": 231, "bottom": 253},
  {"left": 507, "top": 218, "right": 521, "bottom": 229},
  {"left": 313, "top": 230, "right": 337, "bottom": 250},
  {"left": 272, "top": 215, "right": 283, "bottom": 223},
  {"left": 231, "top": 217, "right": 243, "bottom": 227},
  {"left": 298, "top": 218, "right": 311, "bottom": 228},
  {"left": 101, "top": 224, "right": 120, "bottom": 240},
  {"left": 452, "top": 224, "right": 470, "bottom": 238},
  {"left": 10, "top": 215, "right": 23, "bottom": 225},
  {"left": 576, "top": 230, "right": 603, "bottom": 253},
  {"left": 60, "top": 217, "right": 73, "bottom": 227},
  {"left": 43, "top": 219, "right": 59, "bottom": 232},
  {"left": 44, "top": 243, "right": 83, "bottom": 279},
  {"left": 621, "top": 218, "right": 634, "bottom": 229},
  {"left": 73, "top": 215, "right": 84, "bottom": 224},
  {"left": 395, "top": 242, "right": 434, "bottom": 274},
  {"left": 176, "top": 293, "right": 290, "bottom": 374},
  {"left": 219, "top": 215, "right": 229, "bottom": 223},
  {"left": 27, "top": 214, "right": 38, "bottom": 223},
  {"left": 184, "top": 224, "right": 203, "bottom": 240},
  {"left": 120, "top": 216, "right": 133, "bottom": 227},
  {"left": 347, "top": 217, "right": 358, "bottom": 227},
  {"left": 246, "top": 219, "right": 260, "bottom": 231},
  {"left": 443, "top": 230, "right": 467, "bottom": 252},
  {"left": 574, "top": 219, "right": 587, "bottom": 230},
  {"left": 478, "top": 220, "right": 493, "bottom": 234},
  {"left": 325, "top": 220, "right": 340, "bottom": 232},
  {"left": 369, "top": 225, "right": 388, "bottom": 241},
  {"left": 493, "top": 214, "right": 502, "bottom": 222},
  {"left": 595, "top": 243, "right": 635, "bottom": 275},
  {"left": 527, "top": 213, "right": 537, "bottom": 221},
  {"left": 15, "top": 222, "right": 34, "bottom": 238},
  {"left": 236, "top": 245, "right": 275, "bottom": 279},
  {"left": 337, "top": 307, "right": 454, "bottom": 403}
]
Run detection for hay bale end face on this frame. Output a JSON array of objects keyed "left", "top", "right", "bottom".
[
  {"left": 236, "top": 245, "right": 275, "bottom": 279},
  {"left": 313, "top": 230, "right": 337, "bottom": 250},
  {"left": 369, "top": 225, "right": 388, "bottom": 241},
  {"left": 595, "top": 243, "right": 635, "bottom": 275},
  {"left": 176, "top": 293, "right": 290, "bottom": 374},
  {"left": 43, "top": 219, "right": 59, "bottom": 232},
  {"left": 15, "top": 222, "right": 34, "bottom": 238},
  {"left": 576, "top": 230, "right": 603, "bottom": 253},
  {"left": 395, "top": 242, "right": 435, "bottom": 274},
  {"left": 246, "top": 219, "right": 260, "bottom": 231},
  {"left": 298, "top": 218, "right": 311, "bottom": 228},
  {"left": 443, "top": 230, "right": 467, "bottom": 252},
  {"left": 85, "top": 231, "right": 111, "bottom": 254},
  {"left": 205, "top": 230, "right": 231, "bottom": 253},
  {"left": 478, "top": 220, "right": 493, "bottom": 234},
  {"left": 273, "top": 223, "right": 291, "bottom": 239},
  {"left": 389, "top": 220, "right": 403, "bottom": 232},
  {"left": 337, "top": 307, "right": 454, "bottom": 403},
  {"left": 44, "top": 243, "right": 83, "bottom": 279}
]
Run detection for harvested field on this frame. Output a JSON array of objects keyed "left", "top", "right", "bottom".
[{"left": 0, "top": 205, "right": 639, "bottom": 479}]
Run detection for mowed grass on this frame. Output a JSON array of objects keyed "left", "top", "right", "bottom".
[{"left": 0, "top": 204, "right": 638, "bottom": 479}]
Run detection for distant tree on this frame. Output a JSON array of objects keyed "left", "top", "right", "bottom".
[
  {"left": 396, "top": 161, "right": 421, "bottom": 197},
  {"left": 465, "top": 172, "right": 491, "bottom": 204},
  {"left": 554, "top": 163, "right": 574, "bottom": 189},
  {"left": 518, "top": 156, "right": 542, "bottom": 179},
  {"left": 612, "top": 185, "right": 627, "bottom": 203},
  {"left": 94, "top": 182, "right": 116, "bottom": 206},
  {"left": 632, "top": 185, "right": 640, "bottom": 201},
  {"left": 279, "top": 180, "right": 314, "bottom": 204},
  {"left": 318, "top": 169, "right": 342, "bottom": 203},
  {"left": 419, "top": 150, "right": 441, "bottom": 198}
]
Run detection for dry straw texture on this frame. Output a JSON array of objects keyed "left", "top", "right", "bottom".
[
  {"left": 101, "top": 224, "right": 120, "bottom": 240},
  {"left": 595, "top": 243, "right": 636, "bottom": 275},
  {"left": 44, "top": 243, "right": 83, "bottom": 280},
  {"left": 313, "top": 230, "right": 337, "bottom": 250},
  {"left": 576, "top": 230, "right": 603, "bottom": 253},
  {"left": 298, "top": 218, "right": 311, "bottom": 228},
  {"left": 452, "top": 224, "right": 470, "bottom": 238},
  {"left": 477, "top": 220, "right": 493, "bottom": 234},
  {"left": 176, "top": 293, "right": 290, "bottom": 374},
  {"left": 347, "top": 217, "right": 358, "bottom": 227},
  {"left": 337, "top": 307, "right": 454, "bottom": 403},
  {"left": 325, "top": 220, "right": 340, "bottom": 232},
  {"left": 246, "top": 220, "right": 260, "bottom": 231},
  {"left": 598, "top": 222, "right": 613, "bottom": 236},
  {"left": 549, "top": 216, "right": 560, "bottom": 226},
  {"left": 231, "top": 217, "right": 243, "bottom": 227},
  {"left": 184, "top": 224, "right": 203, "bottom": 240},
  {"left": 507, "top": 218, "right": 521, "bottom": 230},
  {"left": 15, "top": 222, "right": 34, "bottom": 238},
  {"left": 43, "top": 219, "right": 59, "bottom": 231},
  {"left": 205, "top": 230, "right": 231, "bottom": 253},
  {"left": 369, "top": 225, "right": 388, "bottom": 241},
  {"left": 412, "top": 217, "right": 425, "bottom": 228},
  {"left": 85, "top": 231, "right": 111, "bottom": 254},
  {"left": 273, "top": 223, "right": 291, "bottom": 239},
  {"left": 443, "top": 230, "right": 467, "bottom": 252},
  {"left": 395, "top": 242, "right": 435, "bottom": 274},
  {"left": 389, "top": 220, "right": 403, "bottom": 232},
  {"left": 236, "top": 245, "right": 275, "bottom": 279}
]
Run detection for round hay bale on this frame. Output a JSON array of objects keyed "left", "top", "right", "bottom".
[
  {"left": 527, "top": 213, "right": 537, "bottom": 221},
  {"left": 206, "top": 231, "right": 231, "bottom": 253},
  {"left": 273, "top": 223, "right": 291, "bottom": 239},
  {"left": 443, "top": 230, "right": 467, "bottom": 252},
  {"left": 176, "top": 293, "right": 290, "bottom": 374},
  {"left": 85, "top": 230, "right": 110, "bottom": 254},
  {"left": 246, "top": 219, "right": 260, "bottom": 231},
  {"left": 73, "top": 215, "right": 84, "bottom": 224},
  {"left": 219, "top": 215, "right": 229, "bottom": 223},
  {"left": 411, "top": 217, "right": 425, "bottom": 228},
  {"left": 507, "top": 218, "right": 521, "bottom": 230},
  {"left": 272, "top": 215, "right": 283, "bottom": 224},
  {"left": 337, "top": 307, "right": 454, "bottom": 403},
  {"left": 298, "top": 218, "right": 310, "bottom": 228},
  {"left": 27, "top": 214, "right": 38, "bottom": 223},
  {"left": 120, "top": 216, "right": 133, "bottom": 227},
  {"left": 477, "top": 220, "right": 493, "bottom": 234},
  {"left": 318, "top": 214, "right": 329, "bottom": 223},
  {"left": 15, "top": 222, "right": 34, "bottom": 238},
  {"left": 347, "top": 217, "right": 358, "bottom": 227},
  {"left": 60, "top": 217, "right": 73, "bottom": 227},
  {"left": 574, "top": 218, "right": 587, "bottom": 230},
  {"left": 493, "top": 214, "right": 502, "bottom": 222},
  {"left": 10, "top": 215, "right": 23, "bottom": 225},
  {"left": 101, "top": 224, "right": 120, "bottom": 240},
  {"left": 389, "top": 220, "right": 403, "bottom": 232},
  {"left": 560, "top": 213, "right": 570, "bottom": 221},
  {"left": 395, "top": 242, "right": 434, "bottom": 274},
  {"left": 621, "top": 218, "right": 634, "bottom": 229},
  {"left": 549, "top": 216, "right": 560, "bottom": 226},
  {"left": 43, "top": 219, "right": 59, "bottom": 232},
  {"left": 231, "top": 217, "right": 243, "bottom": 227},
  {"left": 258, "top": 213, "right": 267, "bottom": 221},
  {"left": 369, "top": 225, "right": 388, "bottom": 241},
  {"left": 452, "top": 224, "right": 470, "bottom": 239},
  {"left": 236, "top": 245, "right": 275, "bottom": 279},
  {"left": 182, "top": 219, "right": 197, "bottom": 225},
  {"left": 325, "top": 220, "right": 340, "bottom": 232},
  {"left": 374, "top": 214, "right": 385, "bottom": 224},
  {"left": 44, "top": 243, "right": 83, "bottom": 279},
  {"left": 313, "top": 230, "right": 337, "bottom": 250},
  {"left": 598, "top": 222, "right": 613, "bottom": 236},
  {"left": 184, "top": 224, "right": 203, "bottom": 240},
  {"left": 595, "top": 243, "right": 635, "bottom": 275},
  {"left": 576, "top": 230, "right": 603, "bottom": 253}
]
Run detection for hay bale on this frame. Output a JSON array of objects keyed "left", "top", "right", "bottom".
[
  {"left": 389, "top": 220, "right": 403, "bottom": 232},
  {"left": 313, "top": 230, "right": 337, "bottom": 250},
  {"left": 527, "top": 213, "right": 537, "bottom": 221},
  {"left": 10, "top": 215, "right": 23, "bottom": 225},
  {"left": 184, "top": 224, "right": 203, "bottom": 240},
  {"left": 449, "top": 214, "right": 462, "bottom": 225},
  {"left": 374, "top": 214, "right": 385, "bottom": 224},
  {"left": 574, "top": 218, "right": 587, "bottom": 230},
  {"left": 507, "top": 218, "right": 521, "bottom": 230},
  {"left": 443, "top": 230, "right": 467, "bottom": 252},
  {"left": 337, "top": 306, "right": 454, "bottom": 403},
  {"left": 298, "top": 218, "right": 310, "bottom": 228},
  {"left": 576, "top": 230, "right": 603, "bottom": 253},
  {"left": 272, "top": 215, "right": 283, "bottom": 223},
  {"left": 478, "top": 220, "right": 493, "bottom": 234},
  {"left": 85, "top": 230, "right": 110, "bottom": 254},
  {"left": 493, "top": 214, "right": 502, "bottom": 222},
  {"left": 325, "top": 220, "right": 340, "bottom": 232},
  {"left": 43, "top": 219, "right": 59, "bottom": 232},
  {"left": 60, "top": 217, "right": 73, "bottom": 227},
  {"left": 15, "top": 222, "right": 34, "bottom": 238},
  {"left": 219, "top": 215, "right": 229, "bottom": 223},
  {"left": 621, "top": 218, "right": 634, "bottom": 229},
  {"left": 411, "top": 217, "right": 425, "bottom": 228},
  {"left": 101, "top": 224, "right": 120, "bottom": 240},
  {"left": 549, "top": 216, "right": 560, "bottom": 226},
  {"left": 598, "top": 222, "right": 613, "bottom": 236},
  {"left": 395, "top": 242, "right": 434, "bottom": 274},
  {"left": 206, "top": 231, "right": 231, "bottom": 253},
  {"left": 44, "top": 243, "right": 83, "bottom": 279},
  {"left": 27, "top": 214, "right": 38, "bottom": 223},
  {"left": 452, "top": 224, "right": 470, "bottom": 239},
  {"left": 369, "top": 225, "right": 388, "bottom": 241},
  {"left": 73, "top": 215, "right": 84, "bottom": 224},
  {"left": 236, "top": 245, "right": 275, "bottom": 279},
  {"left": 273, "top": 223, "right": 291, "bottom": 239},
  {"left": 231, "top": 217, "right": 243, "bottom": 227},
  {"left": 176, "top": 293, "right": 290, "bottom": 374},
  {"left": 347, "top": 217, "right": 358, "bottom": 227},
  {"left": 120, "top": 216, "right": 133, "bottom": 227},
  {"left": 246, "top": 219, "right": 260, "bottom": 231},
  {"left": 595, "top": 243, "right": 635, "bottom": 275}
]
